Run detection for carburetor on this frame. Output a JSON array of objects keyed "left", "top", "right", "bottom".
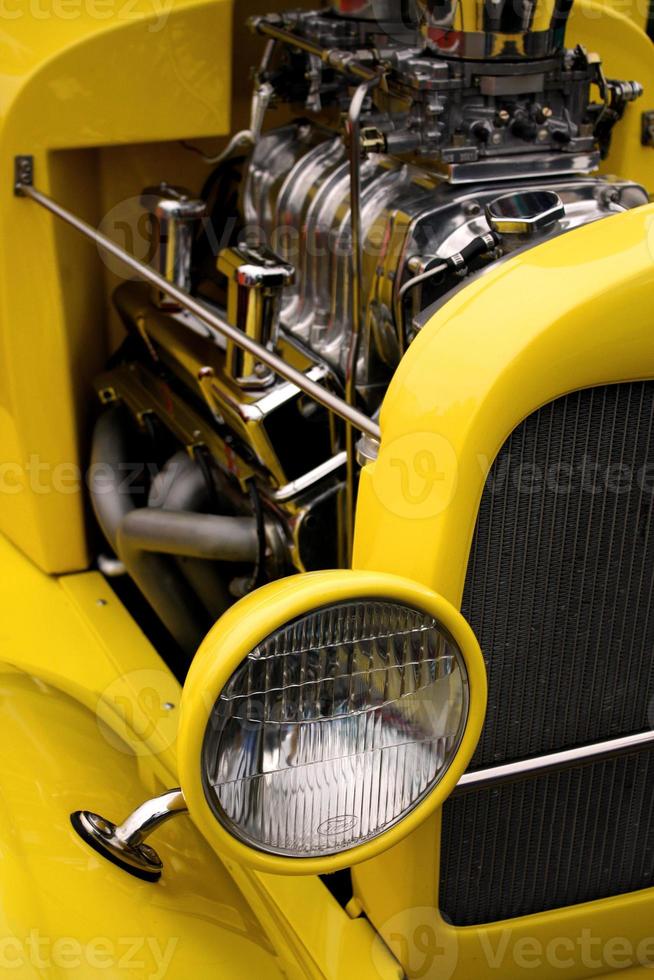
[{"left": 252, "top": 0, "right": 642, "bottom": 175}]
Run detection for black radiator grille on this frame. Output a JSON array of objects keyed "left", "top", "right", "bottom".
[{"left": 440, "top": 382, "right": 654, "bottom": 926}]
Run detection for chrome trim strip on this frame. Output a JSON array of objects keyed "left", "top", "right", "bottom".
[
  {"left": 453, "top": 729, "right": 654, "bottom": 796},
  {"left": 15, "top": 179, "right": 382, "bottom": 442}
]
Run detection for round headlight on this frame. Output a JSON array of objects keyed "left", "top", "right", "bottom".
[{"left": 201, "top": 598, "right": 469, "bottom": 858}]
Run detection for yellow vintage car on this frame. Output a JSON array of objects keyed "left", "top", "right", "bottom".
[{"left": 2, "top": 0, "right": 654, "bottom": 975}]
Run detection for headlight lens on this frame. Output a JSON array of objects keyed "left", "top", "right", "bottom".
[{"left": 201, "top": 599, "right": 469, "bottom": 857}]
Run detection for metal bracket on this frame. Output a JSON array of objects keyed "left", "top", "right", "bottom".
[
  {"left": 71, "top": 788, "right": 187, "bottom": 882},
  {"left": 14, "top": 155, "right": 34, "bottom": 195},
  {"left": 641, "top": 111, "right": 654, "bottom": 146}
]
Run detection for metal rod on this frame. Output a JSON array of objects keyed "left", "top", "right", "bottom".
[
  {"left": 273, "top": 450, "right": 347, "bottom": 502},
  {"left": 345, "top": 76, "right": 383, "bottom": 411},
  {"left": 251, "top": 17, "right": 380, "bottom": 83},
  {"left": 344, "top": 76, "right": 383, "bottom": 559},
  {"left": 16, "top": 181, "right": 381, "bottom": 442},
  {"left": 453, "top": 728, "right": 654, "bottom": 796}
]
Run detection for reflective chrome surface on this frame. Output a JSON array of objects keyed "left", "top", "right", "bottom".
[
  {"left": 202, "top": 601, "right": 469, "bottom": 857},
  {"left": 330, "top": 0, "right": 417, "bottom": 26},
  {"left": 445, "top": 151, "right": 601, "bottom": 185},
  {"left": 251, "top": 17, "right": 381, "bottom": 83},
  {"left": 15, "top": 179, "right": 381, "bottom": 442},
  {"left": 356, "top": 432, "right": 381, "bottom": 465},
  {"left": 272, "top": 452, "right": 347, "bottom": 502},
  {"left": 454, "top": 729, "right": 654, "bottom": 795},
  {"left": 486, "top": 189, "right": 565, "bottom": 235},
  {"left": 249, "top": 12, "right": 638, "bottom": 182},
  {"left": 218, "top": 242, "right": 295, "bottom": 385},
  {"left": 415, "top": 0, "right": 573, "bottom": 59},
  {"left": 140, "top": 184, "right": 206, "bottom": 309},
  {"left": 345, "top": 75, "right": 384, "bottom": 557},
  {"left": 245, "top": 124, "right": 648, "bottom": 382},
  {"left": 71, "top": 789, "right": 187, "bottom": 882}
]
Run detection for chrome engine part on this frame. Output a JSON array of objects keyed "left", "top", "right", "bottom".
[
  {"left": 245, "top": 122, "right": 646, "bottom": 403},
  {"left": 253, "top": 6, "right": 641, "bottom": 172},
  {"left": 88, "top": 0, "right": 648, "bottom": 657}
]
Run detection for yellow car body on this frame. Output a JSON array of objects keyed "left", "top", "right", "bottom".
[{"left": 1, "top": 0, "right": 654, "bottom": 976}]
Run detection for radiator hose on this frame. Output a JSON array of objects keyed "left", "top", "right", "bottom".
[{"left": 89, "top": 405, "right": 259, "bottom": 655}]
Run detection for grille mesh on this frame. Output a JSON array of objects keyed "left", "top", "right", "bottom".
[{"left": 440, "top": 382, "right": 654, "bottom": 925}]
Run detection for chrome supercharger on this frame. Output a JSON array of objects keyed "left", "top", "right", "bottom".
[
  {"left": 16, "top": 0, "right": 647, "bottom": 661},
  {"left": 241, "top": 0, "right": 646, "bottom": 403}
]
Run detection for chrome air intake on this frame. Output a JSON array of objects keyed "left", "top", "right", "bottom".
[{"left": 415, "top": 0, "right": 573, "bottom": 59}]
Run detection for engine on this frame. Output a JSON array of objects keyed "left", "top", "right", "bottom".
[{"left": 90, "top": 0, "right": 648, "bottom": 662}]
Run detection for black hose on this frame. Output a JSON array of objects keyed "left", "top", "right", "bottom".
[{"left": 397, "top": 231, "right": 502, "bottom": 342}]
